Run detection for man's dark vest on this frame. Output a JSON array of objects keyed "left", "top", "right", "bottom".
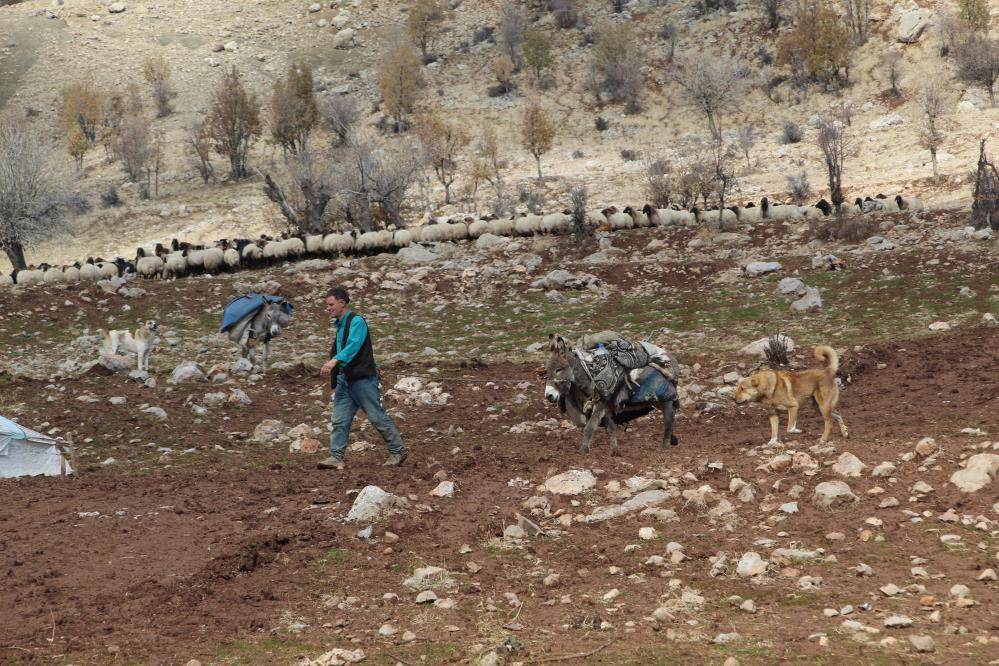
[{"left": 330, "top": 311, "right": 377, "bottom": 386}]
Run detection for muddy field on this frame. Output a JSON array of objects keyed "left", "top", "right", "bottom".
[{"left": 1, "top": 216, "right": 998, "bottom": 665}]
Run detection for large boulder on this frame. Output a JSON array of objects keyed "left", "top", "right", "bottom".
[
  {"left": 474, "top": 233, "right": 510, "bottom": 250},
  {"left": 346, "top": 485, "right": 401, "bottom": 522},
  {"left": 897, "top": 8, "right": 933, "bottom": 44},
  {"left": 744, "top": 261, "right": 781, "bottom": 277},
  {"left": 396, "top": 244, "right": 437, "bottom": 265},
  {"left": 790, "top": 287, "right": 822, "bottom": 312},
  {"left": 949, "top": 453, "right": 999, "bottom": 492},
  {"left": 168, "top": 361, "right": 206, "bottom": 384},
  {"left": 813, "top": 480, "right": 858, "bottom": 509}
]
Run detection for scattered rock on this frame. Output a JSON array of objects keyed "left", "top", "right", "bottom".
[
  {"left": 884, "top": 615, "right": 913, "bottom": 628},
  {"left": 253, "top": 419, "right": 285, "bottom": 442},
  {"left": 777, "top": 277, "right": 807, "bottom": 296},
  {"left": 544, "top": 469, "right": 597, "bottom": 495},
  {"left": 740, "top": 336, "right": 796, "bottom": 357},
  {"left": 833, "top": 452, "right": 867, "bottom": 478},
  {"left": 908, "top": 635, "right": 935, "bottom": 653},
  {"left": 790, "top": 287, "right": 822, "bottom": 312},
  {"left": 949, "top": 453, "right": 999, "bottom": 492},
  {"left": 744, "top": 261, "right": 781, "bottom": 277},
  {"left": 346, "top": 486, "right": 403, "bottom": 523},
  {"left": 168, "top": 361, "right": 206, "bottom": 384},
  {"left": 108, "top": 2, "right": 126, "bottom": 13},
  {"left": 897, "top": 8, "right": 933, "bottom": 44},
  {"left": 736, "top": 552, "right": 768, "bottom": 578},
  {"left": 813, "top": 481, "right": 859, "bottom": 509}
]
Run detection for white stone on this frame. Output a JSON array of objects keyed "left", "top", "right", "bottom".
[
  {"left": 345, "top": 486, "right": 399, "bottom": 522},
  {"left": 884, "top": 615, "right": 913, "bottom": 628},
  {"left": 814, "top": 481, "right": 858, "bottom": 509},
  {"left": 544, "top": 469, "right": 597, "bottom": 495},
  {"left": 950, "top": 453, "right": 999, "bottom": 492},
  {"left": 744, "top": 261, "right": 781, "bottom": 277},
  {"left": 736, "top": 552, "right": 768, "bottom": 577},
  {"left": 415, "top": 590, "right": 438, "bottom": 604},
  {"left": 638, "top": 527, "right": 658, "bottom": 540},
  {"left": 108, "top": 2, "right": 126, "bottom": 13},
  {"left": 908, "top": 635, "right": 935, "bottom": 652},
  {"left": 790, "top": 287, "right": 822, "bottom": 312},
  {"left": 777, "top": 277, "right": 807, "bottom": 296},
  {"left": 871, "top": 462, "right": 896, "bottom": 477},
  {"left": 896, "top": 8, "right": 933, "bottom": 44},
  {"left": 833, "top": 452, "right": 867, "bottom": 478},
  {"left": 430, "top": 481, "right": 455, "bottom": 498},
  {"left": 168, "top": 361, "right": 206, "bottom": 384}
]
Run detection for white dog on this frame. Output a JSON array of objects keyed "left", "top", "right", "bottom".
[{"left": 100, "top": 320, "right": 158, "bottom": 372}]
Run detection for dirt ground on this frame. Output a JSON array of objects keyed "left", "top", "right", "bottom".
[{"left": 1, "top": 214, "right": 998, "bottom": 665}]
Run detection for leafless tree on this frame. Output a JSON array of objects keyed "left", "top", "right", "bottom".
[
  {"left": 143, "top": 55, "right": 176, "bottom": 118},
  {"left": 498, "top": 5, "right": 529, "bottom": 70},
  {"left": 590, "top": 21, "right": 644, "bottom": 113},
  {"left": 882, "top": 49, "right": 904, "bottom": 97},
  {"left": 321, "top": 94, "right": 361, "bottom": 147},
  {"left": 955, "top": 32, "right": 999, "bottom": 106},
  {"left": 642, "top": 152, "right": 675, "bottom": 208},
  {"left": 816, "top": 118, "right": 848, "bottom": 210},
  {"left": 470, "top": 124, "right": 510, "bottom": 216},
  {"left": 262, "top": 148, "right": 335, "bottom": 235},
  {"left": 842, "top": 0, "right": 870, "bottom": 44},
  {"left": 672, "top": 54, "right": 750, "bottom": 143},
  {"left": 0, "top": 120, "right": 75, "bottom": 269},
  {"left": 406, "top": 0, "right": 446, "bottom": 61},
  {"left": 114, "top": 111, "right": 152, "bottom": 182},
  {"left": 786, "top": 170, "right": 811, "bottom": 204},
  {"left": 918, "top": 80, "right": 948, "bottom": 181},
  {"left": 206, "top": 66, "right": 262, "bottom": 179},
  {"left": 338, "top": 134, "right": 427, "bottom": 230},
  {"left": 569, "top": 183, "right": 592, "bottom": 243},
  {"left": 971, "top": 139, "right": 999, "bottom": 230},
  {"left": 734, "top": 124, "right": 755, "bottom": 171},
  {"left": 416, "top": 115, "right": 470, "bottom": 204},
  {"left": 758, "top": 0, "right": 784, "bottom": 30},
  {"left": 186, "top": 119, "right": 214, "bottom": 184}
]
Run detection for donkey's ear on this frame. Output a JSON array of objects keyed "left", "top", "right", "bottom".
[
  {"left": 555, "top": 336, "right": 567, "bottom": 353},
  {"left": 547, "top": 333, "right": 556, "bottom": 351}
]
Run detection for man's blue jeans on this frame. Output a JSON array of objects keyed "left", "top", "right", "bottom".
[{"left": 329, "top": 374, "right": 406, "bottom": 459}]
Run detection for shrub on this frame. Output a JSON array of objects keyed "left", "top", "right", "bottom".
[
  {"left": 589, "top": 21, "right": 643, "bottom": 113},
  {"left": 692, "top": 0, "right": 736, "bottom": 18},
  {"left": 521, "top": 100, "right": 555, "bottom": 179},
  {"left": 780, "top": 120, "right": 803, "bottom": 144},
  {"left": 100, "top": 185, "right": 122, "bottom": 208},
  {"left": 777, "top": 0, "right": 851, "bottom": 87},
  {"left": 595, "top": 116, "right": 609, "bottom": 131},
  {"left": 472, "top": 25, "right": 495, "bottom": 44},
  {"left": 206, "top": 66, "right": 262, "bottom": 180},
  {"left": 523, "top": 27, "right": 555, "bottom": 82},
  {"left": 785, "top": 170, "right": 810, "bottom": 204},
  {"left": 550, "top": 0, "right": 578, "bottom": 30},
  {"left": 954, "top": 32, "right": 999, "bottom": 106},
  {"left": 406, "top": 0, "right": 445, "bottom": 60},
  {"left": 142, "top": 55, "right": 175, "bottom": 118},
  {"left": 620, "top": 148, "right": 640, "bottom": 161},
  {"left": 810, "top": 216, "right": 877, "bottom": 243},
  {"left": 378, "top": 34, "right": 425, "bottom": 131},
  {"left": 270, "top": 63, "right": 319, "bottom": 154},
  {"left": 498, "top": 5, "right": 528, "bottom": 69}
]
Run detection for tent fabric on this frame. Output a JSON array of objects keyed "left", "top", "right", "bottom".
[
  {"left": 220, "top": 294, "right": 292, "bottom": 334},
  {"left": 0, "top": 415, "right": 73, "bottom": 478}
]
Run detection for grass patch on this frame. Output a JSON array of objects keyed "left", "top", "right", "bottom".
[
  {"left": 215, "top": 637, "right": 322, "bottom": 665},
  {"left": 314, "top": 547, "right": 350, "bottom": 568}
]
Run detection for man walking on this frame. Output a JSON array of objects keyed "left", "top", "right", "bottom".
[{"left": 318, "top": 287, "right": 408, "bottom": 470}]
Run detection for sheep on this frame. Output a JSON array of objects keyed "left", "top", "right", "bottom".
[
  {"left": 136, "top": 253, "right": 165, "bottom": 278},
  {"left": 222, "top": 246, "right": 240, "bottom": 270},
  {"left": 895, "top": 195, "right": 924, "bottom": 212},
  {"left": 262, "top": 239, "right": 286, "bottom": 264},
  {"left": 43, "top": 265, "right": 65, "bottom": 284},
  {"left": 798, "top": 205, "right": 824, "bottom": 219},
  {"left": 695, "top": 207, "right": 738, "bottom": 226},
  {"left": 79, "top": 261, "right": 100, "bottom": 282},
  {"left": 874, "top": 193, "right": 900, "bottom": 212},
  {"left": 765, "top": 200, "right": 803, "bottom": 220},
  {"left": 623, "top": 206, "right": 650, "bottom": 228},
  {"left": 242, "top": 240, "right": 264, "bottom": 264},
  {"left": 0, "top": 271, "right": 13, "bottom": 288},
  {"left": 186, "top": 248, "right": 206, "bottom": 272},
  {"left": 814, "top": 199, "right": 833, "bottom": 216},
  {"left": 281, "top": 236, "right": 307, "bottom": 259},
  {"left": 588, "top": 209, "right": 608, "bottom": 228},
  {"left": 322, "top": 232, "right": 354, "bottom": 254},
  {"left": 515, "top": 213, "right": 542, "bottom": 236},
  {"left": 163, "top": 251, "right": 189, "bottom": 279},
  {"left": 541, "top": 211, "right": 572, "bottom": 235},
  {"left": 305, "top": 234, "right": 324, "bottom": 255},
  {"left": 467, "top": 219, "right": 490, "bottom": 238},
  {"left": 17, "top": 266, "right": 45, "bottom": 286},
  {"left": 202, "top": 247, "right": 225, "bottom": 274},
  {"left": 96, "top": 261, "right": 119, "bottom": 280},
  {"left": 393, "top": 228, "right": 414, "bottom": 249},
  {"left": 488, "top": 216, "right": 516, "bottom": 237},
  {"left": 63, "top": 264, "right": 81, "bottom": 283},
  {"left": 603, "top": 206, "right": 633, "bottom": 230},
  {"left": 417, "top": 222, "right": 447, "bottom": 243},
  {"left": 447, "top": 221, "right": 469, "bottom": 241},
  {"left": 736, "top": 202, "right": 761, "bottom": 222},
  {"left": 356, "top": 230, "right": 393, "bottom": 254}
]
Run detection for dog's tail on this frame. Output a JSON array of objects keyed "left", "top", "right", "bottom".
[{"left": 814, "top": 345, "right": 838, "bottom": 375}]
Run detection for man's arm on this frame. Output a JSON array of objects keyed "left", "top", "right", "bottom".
[{"left": 333, "top": 315, "right": 368, "bottom": 365}]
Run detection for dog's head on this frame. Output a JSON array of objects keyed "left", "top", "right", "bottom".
[
  {"left": 138, "top": 320, "right": 158, "bottom": 334},
  {"left": 734, "top": 372, "right": 774, "bottom": 404}
]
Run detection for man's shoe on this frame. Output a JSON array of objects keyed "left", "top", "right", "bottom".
[
  {"left": 382, "top": 452, "right": 408, "bottom": 467},
  {"left": 317, "top": 456, "right": 346, "bottom": 470}
]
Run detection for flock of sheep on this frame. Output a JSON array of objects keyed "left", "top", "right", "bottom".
[{"left": 0, "top": 193, "right": 924, "bottom": 289}]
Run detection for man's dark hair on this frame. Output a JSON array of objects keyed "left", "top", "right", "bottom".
[{"left": 326, "top": 286, "right": 350, "bottom": 303}]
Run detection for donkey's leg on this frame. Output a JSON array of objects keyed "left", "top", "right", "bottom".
[
  {"left": 605, "top": 414, "right": 620, "bottom": 456},
  {"left": 581, "top": 403, "right": 606, "bottom": 454},
  {"left": 658, "top": 399, "right": 677, "bottom": 449},
  {"left": 261, "top": 341, "right": 270, "bottom": 372}
]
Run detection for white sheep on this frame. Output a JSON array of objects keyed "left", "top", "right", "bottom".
[
  {"left": 262, "top": 240, "right": 286, "bottom": 263},
  {"left": 541, "top": 211, "right": 572, "bottom": 235},
  {"left": 163, "top": 251, "right": 189, "bottom": 279},
  {"left": 305, "top": 234, "right": 324, "bottom": 254},
  {"left": 393, "top": 228, "right": 413, "bottom": 249},
  {"left": 18, "top": 268, "right": 45, "bottom": 286},
  {"left": 767, "top": 204, "right": 802, "bottom": 220},
  {"left": 281, "top": 236, "right": 307, "bottom": 259},
  {"left": 322, "top": 232, "right": 354, "bottom": 254},
  {"left": 0, "top": 272, "right": 13, "bottom": 288},
  {"left": 186, "top": 249, "right": 205, "bottom": 271},
  {"left": 736, "top": 204, "right": 761, "bottom": 222},
  {"left": 96, "top": 262, "right": 118, "bottom": 280},
  {"left": 242, "top": 241, "right": 264, "bottom": 263},
  {"left": 623, "top": 206, "right": 650, "bottom": 228},
  {"left": 515, "top": 214, "right": 542, "bottom": 236},
  {"left": 63, "top": 265, "right": 81, "bottom": 283},
  {"left": 895, "top": 195, "right": 923, "bottom": 212},
  {"left": 447, "top": 221, "right": 469, "bottom": 241},
  {"left": 488, "top": 217, "right": 515, "bottom": 237},
  {"left": 467, "top": 219, "right": 490, "bottom": 238},
  {"left": 43, "top": 266, "right": 65, "bottom": 284},
  {"left": 202, "top": 247, "right": 225, "bottom": 274},
  {"left": 78, "top": 263, "right": 100, "bottom": 282},
  {"left": 798, "top": 205, "right": 824, "bottom": 219},
  {"left": 588, "top": 209, "right": 608, "bottom": 228},
  {"left": 606, "top": 209, "right": 633, "bottom": 230},
  {"left": 696, "top": 207, "right": 737, "bottom": 226},
  {"left": 136, "top": 255, "right": 165, "bottom": 278},
  {"left": 223, "top": 247, "right": 240, "bottom": 270}
]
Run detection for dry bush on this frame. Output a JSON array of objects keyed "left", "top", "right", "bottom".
[
  {"left": 758, "top": 0, "right": 785, "bottom": 30},
  {"left": 954, "top": 32, "right": 999, "bottom": 106},
  {"left": 569, "top": 183, "right": 592, "bottom": 242},
  {"left": 672, "top": 54, "right": 749, "bottom": 142},
  {"left": 492, "top": 54, "right": 517, "bottom": 95},
  {"left": 498, "top": 5, "right": 528, "bottom": 69},
  {"left": 777, "top": 0, "right": 851, "bottom": 87},
  {"left": 60, "top": 82, "right": 104, "bottom": 145},
  {"left": 971, "top": 139, "right": 999, "bottom": 230},
  {"left": 590, "top": 21, "right": 643, "bottom": 113},
  {"left": 142, "top": 55, "right": 175, "bottom": 118},
  {"left": 642, "top": 154, "right": 676, "bottom": 208},
  {"left": 692, "top": 0, "right": 735, "bottom": 18},
  {"left": 66, "top": 126, "right": 88, "bottom": 171},
  {"left": 809, "top": 216, "right": 877, "bottom": 242},
  {"left": 843, "top": 0, "right": 870, "bottom": 45},
  {"left": 378, "top": 34, "right": 425, "bottom": 131},
  {"left": 406, "top": 0, "right": 445, "bottom": 61},
  {"left": 734, "top": 124, "right": 755, "bottom": 170},
  {"left": 918, "top": 80, "right": 948, "bottom": 181},
  {"left": 816, "top": 118, "right": 847, "bottom": 207},
  {"left": 786, "top": 170, "right": 810, "bottom": 204},
  {"left": 780, "top": 119, "right": 803, "bottom": 144},
  {"left": 186, "top": 119, "right": 215, "bottom": 184},
  {"left": 470, "top": 123, "right": 511, "bottom": 216},
  {"left": 416, "top": 115, "right": 470, "bottom": 204},
  {"left": 521, "top": 100, "right": 555, "bottom": 179},
  {"left": 658, "top": 21, "right": 678, "bottom": 59},
  {"left": 0, "top": 120, "right": 74, "bottom": 269},
  {"left": 549, "top": 0, "right": 578, "bottom": 30},
  {"left": 881, "top": 49, "right": 903, "bottom": 96},
  {"left": 270, "top": 63, "right": 319, "bottom": 154},
  {"left": 206, "top": 66, "right": 262, "bottom": 180},
  {"left": 263, "top": 149, "right": 334, "bottom": 235},
  {"left": 957, "top": 0, "right": 990, "bottom": 33},
  {"left": 114, "top": 111, "right": 151, "bottom": 182},
  {"left": 321, "top": 94, "right": 360, "bottom": 147}
]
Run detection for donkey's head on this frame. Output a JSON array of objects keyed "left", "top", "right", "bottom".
[
  {"left": 262, "top": 301, "right": 292, "bottom": 338},
  {"left": 544, "top": 334, "right": 573, "bottom": 405}
]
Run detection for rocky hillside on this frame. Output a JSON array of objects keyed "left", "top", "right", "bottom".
[{"left": 2, "top": 0, "right": 997, "bottom": 269}]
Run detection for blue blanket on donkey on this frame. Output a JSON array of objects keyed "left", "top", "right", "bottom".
[
  {"left": 220, "top": 294, "right": 293, "bottom": 334},
  {"left": 612, "top": 369, "right": 678, "bottom": 425}
]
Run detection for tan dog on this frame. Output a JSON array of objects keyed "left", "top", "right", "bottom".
[
  {"left": 99, "top": 320, "right": 158, "bottom": 372},
  {"left": 735, "top": 345, "right": 848, "bottom": 445}
]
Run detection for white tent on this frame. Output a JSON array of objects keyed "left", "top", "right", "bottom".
[{"left": 0, "top": 415, "right": 73, "bottom": 479}]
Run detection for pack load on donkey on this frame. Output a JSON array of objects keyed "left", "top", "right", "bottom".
[{"left": 545, "top": 331, "right": 680, "bottom": 455}]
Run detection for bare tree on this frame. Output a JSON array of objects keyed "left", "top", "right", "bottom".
[
  {"left": 492, "top": 54, "right": 517, "bottom": 94},
  {"left": 569, "top": 183, "right": 592, "bottom": 243},
  {"left": 735, "top": 124, "right": 755, "bottom": 171},
  {"left": 416, "top": 115, "right": 470, "bottom": 204},
  {"left": 206, "top": 66, "right": 262, "bottom": 179},
  {"left": 816, "top": 118, "right": 848, "bottom": 210},
  {"left": 114, "top": 110, "right": 152, "bottom": 182},
  {"left": 842, "top": 0, "right": 870, "bottom": 45},
  {"left": 406, "top": 0, "right": 445, "bottom": 61},
  {"left": 143, "top": 55, "right": 176, "bottom": 118},
  {"left": 269, "top": 63, "right": 319, "bottom": 155},
  {"left": 957, "top": 0, "right": 990, "bottom": 33},
  {"left": 590, "top": 21, "right": 643, "bottom": 113},
  {"left": 550, "top": 0, "right": 578, "bottom": 30},
  {"left": 378, "top": 34, "right": 425, "bottom": 132},
  {"left": 938, "top": 10, "right": 960, "bottom": 56},
  {"left": 60, "top": 82, "right": 104, "bottom": 146},
  {"left": 320, "top": 94, "right": 360, "bottom": 148},
  {"left": 498, "top": 5, "right": 528, "bottom": 70},
  {"left": 658, "top": 22, "right": 678, "bottom": 60},
  {"left": 521, "top": 100, "right": 555, "bottom": 179},
  {"left": 786, "top": 170, "right": 811, "bottom": 204},
  {"left": 339, "top": 135, "right": 427, "bottom": 229},
  {"left": 263, "top": 149, "right": 334, "bottom": 235},
  {"left": 642, "top": 152, "right": 676, "bottom": 208},
  {"left": 758, "top": 0, "right": 785, "bottom": 30},
  {"left": 672, "top": 54, "right": 749, "bottom": 143},
  {"left": 971, "top": 139, "right": 999, "bottom": 230},
  {"left": 918, "top": 80, "right": 948, "bottom": 181},
  {"left": 471, "top": 124, "right": 510, "bottom": 216},
  {"left": 955, "top": 33, "right": 999, "bottom": 106},
  {"left": 882, "top": 49, "right": 904, "bottom": 97},
  {"left": 186, "top": 119, "right": 215, "bottom": 183},
  {"left": 0, "top": 120, "right": 75, "bottom": 269},
  {"left": 147, "top": 130, "right": 164, "bottom": 198}
]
